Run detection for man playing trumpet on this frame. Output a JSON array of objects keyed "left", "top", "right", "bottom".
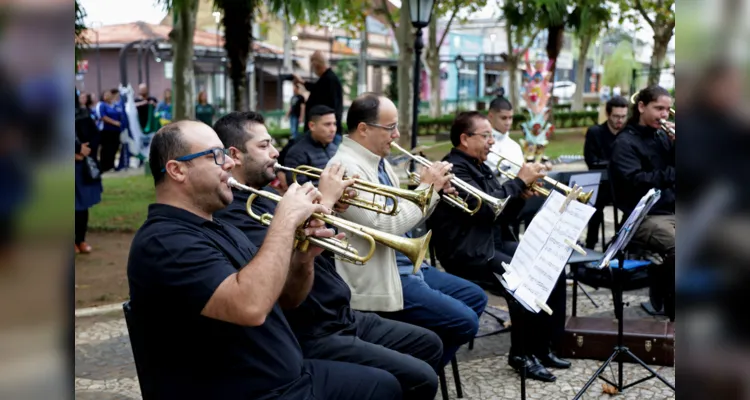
[
  {"left": 127, "top": 120, "right": 402, "bottom": 399},
  {"left": 328, "top": 93, "right": 489, "bottom": 367},
  {"left": 212, "top": 111, "right": 444, "bottom": 399}
]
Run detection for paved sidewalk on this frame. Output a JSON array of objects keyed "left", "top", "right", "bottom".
[{"left": 75, "top": 284, "right": 675, "bottom": 399}]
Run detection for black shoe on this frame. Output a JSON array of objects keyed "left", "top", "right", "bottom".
[
  {"left": 537, "top": 352, "right": 571, "bottom": 369},
  {"left": 508, "top": 355, "right": 556, "bottom": 383}
]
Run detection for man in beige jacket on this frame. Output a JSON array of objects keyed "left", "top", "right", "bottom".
[{"left": 328, "top": 93, "right": 489, "bottom": 366}]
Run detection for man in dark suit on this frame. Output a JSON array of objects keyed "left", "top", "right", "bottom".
[
  {"left": 293, "top": 51, "right": 344, "bottom": 145},
  {"left": 583, "top": 96, "right": 628, "bottom": 249}
]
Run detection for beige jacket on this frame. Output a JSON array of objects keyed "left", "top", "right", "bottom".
[{"left": 327, "top": 137, "right": 441, "bottom": 311}]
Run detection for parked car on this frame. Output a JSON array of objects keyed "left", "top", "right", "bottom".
[{"left": 552, "top": 80, "right": 576, "bottom": 99}]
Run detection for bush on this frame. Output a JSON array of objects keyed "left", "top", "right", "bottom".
[{"left": 266, "top": 110, "right": 598, "bottom": 140}]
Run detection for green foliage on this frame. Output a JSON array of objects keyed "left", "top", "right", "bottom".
[
  {"left": 333, "top": 59, "right": 359, "bottom": 99},
  {"left": 74, "top": 0, "right": 87, "bottom": 70},
  {"left": 603, "top": 41, "right": 637, "bottom": 89},
  {"left": 567, "top": 0, "right": 612, "bottom": 39}
]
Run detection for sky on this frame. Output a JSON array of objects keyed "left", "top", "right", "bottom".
[{"left": 80, "top": 0, "right": 166, "bottom": 25}]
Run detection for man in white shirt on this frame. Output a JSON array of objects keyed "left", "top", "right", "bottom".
[{"left": 484, "top": 97, "right": 526, "bottom": 183}]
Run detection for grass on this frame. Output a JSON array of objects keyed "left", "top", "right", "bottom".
[
  {"left": 88, "top": 132, "right": 585, "bottom": 232},
  {"left": 89, "top": 175, "right": 155, "bottom": 232}
]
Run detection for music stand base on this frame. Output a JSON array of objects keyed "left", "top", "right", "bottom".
[{"left": 572, "top": 345, "right": 675, "bottom": 400}]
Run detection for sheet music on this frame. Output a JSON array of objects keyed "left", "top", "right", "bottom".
[
  {"left": 502, "top": 191, "right": 596, "bottom": 313},
  {"left": 598, "top": 189, "right": 661, "bottom": 269}
]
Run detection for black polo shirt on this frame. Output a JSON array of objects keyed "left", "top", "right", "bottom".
[
  {"left": 584, "top": 122, "right": 617, "bottom": 170},
  {"left": 127, "top": 204, "right": 304, "bottom": 399},
  {"left": 214, "top": 187, "right": 356, "bottom": 341},
  {"left": 283, "top": 133, "right": 338, "bottom": 185}
]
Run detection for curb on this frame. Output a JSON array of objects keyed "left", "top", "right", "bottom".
[{"left": 75, "top": 303, "right": 124, "bottom": 318}]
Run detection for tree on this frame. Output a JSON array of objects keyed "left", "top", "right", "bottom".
[
  {"left": 602, "top": 40, "right": 637, "bottom": 91},
  {"left": 567, "top": 0, "right": 612, "bottom": 110},
  {"left": 424, "top": 0, "right": 488, "bottom": 118},
  {"left": 75, "top": 0, "right": 87, "bottom": 70},
  {"left": 160, "top": 0, "right": 200, "bottom": 121},
  {"left": 215, "top": 0, "right": 255, "bottom": 112},
  {"left": 500, "top": 0, "right": 544, "bottom": 108},
  {"left": 619, "top": 0, "right": 675, "bottom": 86},
  {"left": 536, "top": 0, "right": 569, "bottom": 100}
]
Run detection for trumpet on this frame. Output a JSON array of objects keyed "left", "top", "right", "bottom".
[
  {"left": 390, "top": 142, "right": 508, "bottom": 218},
  {"left": 490, "top": 151, "right": 593, "bottom": 204},
  {"left": 274, "top": 164, "right": 433, "bottom": 216},
  {"left": 227, "top": 177, "right": 432, "bottom": 273},
  {"left": 630, "top": 92, "right": 675, "bottom": 138}
]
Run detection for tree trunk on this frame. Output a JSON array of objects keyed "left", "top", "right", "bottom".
[
  {"left": 222, "top": 0, "right": 253, "bottom": 112},
  {"left": 572, "top": 35, "right": 591, "bottom": 111},
  {"left": 648, "top": 26, "right": 671, "bottom": 86},
  {"left": 358, "top": 21, "right": 368, "bottom": 95},
  {"left": 425, "top": 18, "right": 441, "bottom": 118},
  {"left": 396, "top": 6, "right": 414, "bottom": 148},
  {"left": 545, "top": 25, "right": 564, "bottom": 127},
  {"left": 170, "top": 0, "right": 199, "bottom": 121}
]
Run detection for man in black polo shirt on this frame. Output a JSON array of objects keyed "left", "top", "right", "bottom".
[
  {"left": 293, "top": 51, "right": 344, "bottom": 145},
  {"left": 583, "top": 95, "right": 628, "bottom": 249},
  {"left": 213, "top": 111, "right": 443, "bottom": 399},
  {"left": 427, "top": 112, "right": 570, "bottom": 383},
  {"left": 283, "top": 105, "right": 339, "bottom": 185},
  {"left": 127, "top": 120, "right": 402, "bottom": 399}
]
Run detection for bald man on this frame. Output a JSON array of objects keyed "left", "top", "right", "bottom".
[
  {"left": 293, "top": 51, "right": 344, "bottom": 145},
  {"left": 127, "top": 120, "right": 402, "bottom": 399}
]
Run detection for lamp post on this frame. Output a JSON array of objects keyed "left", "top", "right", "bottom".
[
  {"left": 454, "top": 55, "right": 464, "bottom": 115},
  {"left": 409, "top": 0, "right": 435, "bottom": 164}
]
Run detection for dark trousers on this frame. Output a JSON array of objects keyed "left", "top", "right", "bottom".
[
  {"left": 379, "top": 266, "right": 488, "bottom": 366},
  {"left": 99, "top": 130, "right": 121, "bottom": 173},
  {"left": 301, "top": 311, "right": 440, "bottom": 400},
  {"left": 75, "top": 209, "right": 89, "bottom": 244},
  {"left": 446, "top": 243, "right": 567, "bottom": 357},
  {"left": 281, "top": 359, "right": 402, "bottom": 400}
]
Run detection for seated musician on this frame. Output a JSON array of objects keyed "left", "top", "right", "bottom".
[
  {"left": 328, "top": 92, "right": 489, "bottom": 367},
  {"left": 282, "top": 105, "right": 339, "bottom": 185},
  {"left": 484, "top": 96, "right": 525, "bottom": 180},
  {"left": 610, "top": 85, "right": 675, "bottom": 320},
  {"left": 212, "top": 111, "right": 443, "bottom": 399},
  {"left": 583, "top": 95, "right": 628, "bottom": 249},
  {"left": 427, "top": 111, "right": 570, "bottom": 383},
  {"left": 127, "top": 120, "right": 402, "bottom": 399}
]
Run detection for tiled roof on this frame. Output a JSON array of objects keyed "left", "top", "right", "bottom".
[{"left": 81, "top": 21, "right": 282, "bottom": 54}]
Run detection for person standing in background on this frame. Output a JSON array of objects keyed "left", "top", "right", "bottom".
[
  {"left": 293, "top": 51, "right": 343, "bottom": 145},
  {"left": 113, "top": 89, "right": 131, "bottom": 171},
  {"left": 134, "top": 83, "right": 158, "bottom": 131},
  {"left": 195, "top": 90, "right": 216, "bottom": 126},
  {"left": 95, "top": 89, "right": 122, "bottom": 173},
  {"left": 286, "top": 84, "right": 306, "bottom": 139},
  {"left": 156, "top": 88, "right": 173, "bottom": 125},
  {"left": 75, "top": 90, "right": 103, "bottom": 253}
]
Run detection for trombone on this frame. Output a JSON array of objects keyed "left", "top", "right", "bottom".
[
  {"left": 490, "top": 151, "right": 593, "bottom": 204},
  {"left": 227, "top": 177, "right": 432, "bottom": 273},
  {"left": 629, "top": 91, "right": 675, "bottom": 138},
  {"left": 274, "top": 164, "right": 433, "bottom": 216},
  {"left": 390, "top": 142, "right": 508, "bottom": 218}
]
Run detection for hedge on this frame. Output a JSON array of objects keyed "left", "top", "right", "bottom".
[{"left": 268, "top": 110, "right": 597, "bottom": 140}]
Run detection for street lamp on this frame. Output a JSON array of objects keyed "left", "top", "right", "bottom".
[
  {"left": 408, "top": 0, "right": 435, "bottom": 160},
  {"left": 454, "top": 55, "right": 464, "bottom": 115}
]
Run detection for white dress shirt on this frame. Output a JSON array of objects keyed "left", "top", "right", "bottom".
[{"left": 485, "top": 128, "right": 525, "bottom": 183}]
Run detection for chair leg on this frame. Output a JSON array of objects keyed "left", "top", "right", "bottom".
[
  {"left": 468, "top": 338, "right": 474, "bottom": 350},
  {"left": 451, "top": 356, "right": 463, "bottom": 398},
  {"left": 577, "top": 282, "right": 599, "bottom": 308},
  {"left": 438, "top": 366, "right": 449, "bottom": 400}
]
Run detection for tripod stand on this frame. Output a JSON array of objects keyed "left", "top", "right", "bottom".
[{"left": 572, "top": 247, "right": 675, "bottom": 399}]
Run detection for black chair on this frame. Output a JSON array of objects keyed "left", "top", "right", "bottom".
[
  {"left": 123, "top": 301, "right": 155, "bottom": 400},
  {"left": 411, "top": 224, "right": 463, "bottom": 400}
]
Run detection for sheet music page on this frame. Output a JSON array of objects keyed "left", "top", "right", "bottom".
[
  {"left": 503, "top": 194, "right": 564, "bottom": 290},
  {"left": 599, "top": 189, "right": 661, "bottom": 269},
  {"left": 518, "top": 192, "right": 596, "bottom": 306}
]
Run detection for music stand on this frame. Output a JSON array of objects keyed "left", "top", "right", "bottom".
[
  {"left": 572, "top": 189, "right": 675, "bottom": 399},
  {"left": 495, "top": 276, "right": 534, "bottom": 400}
]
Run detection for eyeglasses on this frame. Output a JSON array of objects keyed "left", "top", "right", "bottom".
[
  {"left": 466, "top": 132, "right": 492, "bottom": 140},
  {"left": 610, "top": 115, "right": 628, "bottom": 121},
  {"left": 366, "top": 122, "right": 398, "bottom": 132},
  {"left": 161, "top": 147, "right": 229, "bottom": 172}
]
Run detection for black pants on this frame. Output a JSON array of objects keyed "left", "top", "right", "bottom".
[
  {"left": 75, "top": 209, "right": 89, "bottom": 244},
  {"left": 282, "top": 359, "right": 402, "bottom": 400},
  {"left": 99, "top": 130, "right": 121, "bottom": 173},
  {"left": 449, "top": 242, "right": 567, "bottom": 357},
  {"left": 301, "top": 311, "right": 441, "bottom": 400}
]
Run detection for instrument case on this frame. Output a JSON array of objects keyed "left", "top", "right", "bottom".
[{"left": 561, "top": 316, "right": 675, "bottom": 367}]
